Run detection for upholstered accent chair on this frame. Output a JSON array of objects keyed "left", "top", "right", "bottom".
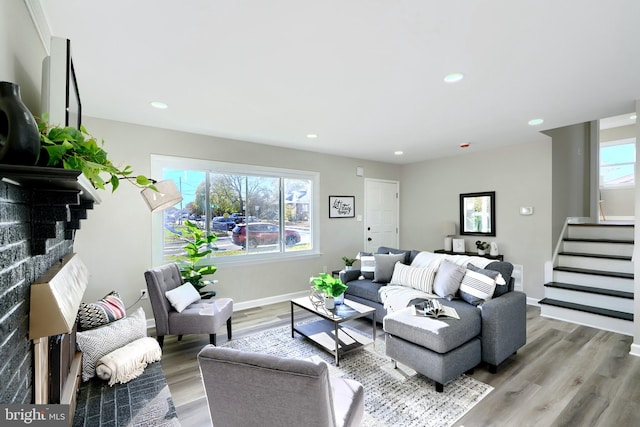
[
  {"left": 197, "top": 346, "right": 365, "bottom": 427},
  {"left": 144, "top": 263, "right": 233, "bottom": 348}
]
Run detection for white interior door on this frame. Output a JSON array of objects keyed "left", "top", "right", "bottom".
[{"left": 364, "top": 179, "right": 399, "bottom": 252}]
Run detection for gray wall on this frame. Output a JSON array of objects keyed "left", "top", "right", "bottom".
[
  {"left": 546, "top": 122, "right": 593, "bottom": 242},
  {"left": 400, "top": 140, "right": 553, "bottom": 300},
  {"left": 73, "top": 117, "right": 400, "bottom": 311}
]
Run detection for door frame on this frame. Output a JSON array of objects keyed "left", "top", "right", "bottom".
[{"left": 363, "top": 178, "right": 400, "bottom": 251}]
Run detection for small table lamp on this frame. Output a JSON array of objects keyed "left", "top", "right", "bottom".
[{"left": 442, "top": 222, "right": 456, "bottom": 251}]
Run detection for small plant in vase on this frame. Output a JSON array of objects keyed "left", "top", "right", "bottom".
[
  {"left": 475, "top": 240, "right": 490, "bottom": 255},
  {"left": 341, "top": 256, "right": 357, "bottom": 270},
  {"left": 310, "top": 273, "right": 348, "bottom": 309}
]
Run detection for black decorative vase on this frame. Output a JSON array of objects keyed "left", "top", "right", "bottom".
[{"left": 0, "top": 81, "right": 40, "bottom": 165}]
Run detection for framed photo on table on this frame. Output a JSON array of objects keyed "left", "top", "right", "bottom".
[
  {"left": 329, "top": 196, "right": 355, "bottom": 218},
  {"left": 452, "top": 238, "right": 465, "bottom": 253}
]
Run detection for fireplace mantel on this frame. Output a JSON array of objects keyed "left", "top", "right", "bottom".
[{"left": 0, "top": 165, "right": 101, "bottom": 255}]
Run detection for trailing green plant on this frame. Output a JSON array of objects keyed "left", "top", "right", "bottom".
[
  {"left": 342, "top": 256, "right": 357, "bottom": 267},
  {"left": 310, "top": 273, "right": 348, "bottom": 298},
  {"left": 475, "top": 240, "right": 490, "bottom": 250},
  {"left": 37, "top": 117, "right": 155, "bottom": 192},
  {"left": 170, "top": 220, "right": 218, "bottom": 291}
]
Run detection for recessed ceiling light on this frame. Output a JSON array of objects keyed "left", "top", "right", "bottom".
[
  {"left": 528, "top": 118, "right": 544, "bottom": 126},
  {"left": 443, "top": 73, "right": 464, "bottom": 83},
  {"left": 150, "top": 101, "right": 168, "bottom": 109},
  {"left": 394, "top": 151, "right": 404, "bottom": 156},
  {"left": 306, "top": 133, "right": 318, "bottom": 139}
]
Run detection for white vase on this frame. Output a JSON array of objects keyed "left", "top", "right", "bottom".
[
  {"left": 335, "top": 293, "right": 344, "bottom": 305},
  {"left": 478, "top": 249, "right": 486, "bottom": 256},
  {"left": 324, "top": 296, "right": 335, "bottom": 309}
]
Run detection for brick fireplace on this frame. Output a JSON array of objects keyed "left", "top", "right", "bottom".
[{"left": 0, "top": 165, "right": 98, "bottom": 405}]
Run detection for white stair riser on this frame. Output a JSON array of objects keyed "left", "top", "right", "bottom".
[
  {"left": 540, "top": 305, "right": 633, "bottom": 336},
  {"left": 544, "top": 288, "right": 634, "bottom": 313},
  {"left": 567, "top": 226, "right": 634, "bottom": 241},
  {"left": 562, "top": 241, "right": 634, "bottom": 257},
  {"left": 553, "top": 271, "right": 634, "bottom": 293},
  {"left": 557, "top": 255, "right": 633, "bottom": 274}
]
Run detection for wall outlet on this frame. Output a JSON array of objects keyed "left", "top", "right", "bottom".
[{"left": 140, "top": 289, "right": 148, "bottom": 299}]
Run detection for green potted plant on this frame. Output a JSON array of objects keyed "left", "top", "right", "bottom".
[
  {"left": 475, "top": 240, "right": 490, "bottom": 255},
  {"left": 310, "top": 273, "right": 348, "bottom": 309},
  {"left": 37, "top": 118, "right": 155, "bottom": 192},
  {"left": 342, "top": 256, "right": 357, "bottom": 270},
  {"left": 170, "top": 220, "right": 218, "bottom": 291}
]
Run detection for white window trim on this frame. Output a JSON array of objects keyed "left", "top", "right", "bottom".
[{"left": 150, "top": 154, "right": 320, "bottom": 268}]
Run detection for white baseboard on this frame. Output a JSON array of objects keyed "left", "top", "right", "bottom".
[
  {"left": 233, "top": 290, "right": 308, "bottom": 311},
  {"left": 527, "top": 297, "right": 541, "bottom": 306},
  {"left": 630, "top": 343, "right": 640, "bottom": 358}
]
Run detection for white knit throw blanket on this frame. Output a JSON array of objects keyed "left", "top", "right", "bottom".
[
  {"left": 96, "top": 337, "right": 162, "bottom": 386},
  {"left": 379, "top": 285, "right": 438, "bottom": 313}
]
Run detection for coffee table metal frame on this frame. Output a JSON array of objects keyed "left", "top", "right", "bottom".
[{"left": 290, "top": 297, "right": 376, "bottom": 366}]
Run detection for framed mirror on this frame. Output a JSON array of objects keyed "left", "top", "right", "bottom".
[{"left": 459, "top": 191, "right": 496, "bottom": 236}]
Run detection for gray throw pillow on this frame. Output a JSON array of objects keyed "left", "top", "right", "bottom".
[
  {"left": 484, "top": 262, "right": 514, "bottom": 297},
  {"left": 373, "top": 252, "right": 406, "bottom": 283},
  {"left": 433, "top": 260, "right": 466, "bottom": 300}
]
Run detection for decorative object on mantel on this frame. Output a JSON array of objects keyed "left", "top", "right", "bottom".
[
  {"left": 442, "top": 221, "right": 456, "bottom": 251},
  {"left": 37, "top": 117, "right": 156, "bottom": 193},
  {"left": 167, "top": 219, "right": 218, "bottom": 291},
  {"left": 452, "top": 238, "right": 465, "bottom": 253},
  {"left": 0, "top": 81, "right": 41, "bottom": 165},
  {"left": 490, "top": 241, "right": 499, "bottom": 256},
  {"left": 475, "top": 240, "right": 490, "bottom": 256},
  {"left": 310, "top": 273, "right": 348, "bottom": 308}
]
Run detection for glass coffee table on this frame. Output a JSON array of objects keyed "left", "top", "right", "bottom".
[{"left": 290, "top": 296, "right": 376, "bottom": 366}]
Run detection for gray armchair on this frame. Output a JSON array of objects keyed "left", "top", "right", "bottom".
[
  {"left": 197, "top": 346, "right": 365, "bottom": 427},
  {"left": 144, "top": 263, "right": 233, "bottom": 348}
]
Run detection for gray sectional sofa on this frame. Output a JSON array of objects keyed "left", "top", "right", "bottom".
[{"left": 339, "top": 246, "right": 527, "bottom": 389}]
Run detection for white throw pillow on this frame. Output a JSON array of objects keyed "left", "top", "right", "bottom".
[
  {"left": 165, "top": 283, "right": 201, "bottom": 312},
  {"left": 389, "top": 262, "right": 437, "bottom": 294}
]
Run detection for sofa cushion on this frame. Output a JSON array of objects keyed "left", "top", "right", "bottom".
[
  {"left": 373, "top": 252, "right": 406, "bottom": 283},
  {"left": 484, "top": 262, "right": 514, "bottom": 297},
  {"left": 383, "top": 301, "right": 481, "bottom": 353},
  {"left": 76, "top": 307, "right": 147, "bottom": 382},
  {"left": 77, "top": 291, "right": 126, "bottom": 331},
  {"left": 389, "top": 261, "right": 438, "bottom": 293},
  {"left": 433, "top": 260, "right": 466, "bottom": 300},
  {"left": 343, "top": 279, "right": 386, "bottom": 304},
  {"left": 459, "top": 268, "right": 497, "bottom": 306},
  {"left": 359, "top": 253, "right": 375, "bottom": 279},
  {"left": 376, "top": 247, "right": 410, "bottom": 264}
]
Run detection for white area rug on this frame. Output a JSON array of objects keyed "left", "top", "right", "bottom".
[{"left": 221, "top": 323, "right": 493, "bottom": 427}]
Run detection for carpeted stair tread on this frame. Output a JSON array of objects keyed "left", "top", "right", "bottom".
[
  {"left": 558, "top": 252, "right": 632, "bottom": 261},
  {"left": 553, "top": 266, "right": 633, "bottom": 279},
  {"left": 544, "top": 282, "right": 634, "bottom": 299},
  {"left": 539, "top": 298, "right": 634, "bottom": 321}
]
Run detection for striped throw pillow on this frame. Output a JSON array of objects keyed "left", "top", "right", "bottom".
[
  {"left": 459, "top": 269, "right": 497, "bottom": 306},
  {"left": 389, "top": 262, "right": 437, "bottom": 294}
]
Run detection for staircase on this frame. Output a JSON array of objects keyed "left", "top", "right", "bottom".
[{"left": 539, "top": 222, "right": 634, "bottom": 336}]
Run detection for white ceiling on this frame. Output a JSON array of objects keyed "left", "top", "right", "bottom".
[{"left": 36, "top": 0, "right": 640, "bottom": 164}]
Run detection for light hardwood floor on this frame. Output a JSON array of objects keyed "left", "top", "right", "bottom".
[{"left": 160, "top": 303, "right": 640, "bottom": 427}]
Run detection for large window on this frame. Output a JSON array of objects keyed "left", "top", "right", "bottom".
[
  {"left": 600, "top": 138, "right": 635, "bottom": 188},
  {"left": 152, "top": 155, "right": 318, "bottom": 266}
]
